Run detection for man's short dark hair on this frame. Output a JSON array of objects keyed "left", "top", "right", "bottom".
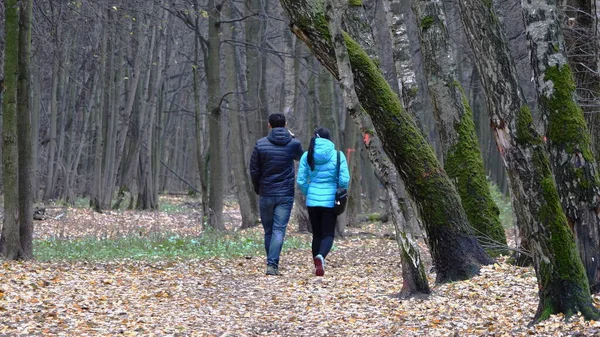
[{"left": 268, "top": 113, "right": 286, "bottom": 128}]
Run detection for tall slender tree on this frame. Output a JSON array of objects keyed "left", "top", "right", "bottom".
[
  {"left": 206, "top": 0, "right": 224, "bottom": 229},
  {"left": 1, "top": 0, "right": 21, "bottom": 259},
  {"left": 16, "top": 0, "right": 34, "bottom": 259}
]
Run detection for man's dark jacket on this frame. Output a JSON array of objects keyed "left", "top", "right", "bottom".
[{"left": 250, "top": 127, "right": 304, "bottom": 197}]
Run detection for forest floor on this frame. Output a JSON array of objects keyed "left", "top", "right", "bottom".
[{"left": 1, "top": 195, "right": 600, "bottom": 336}]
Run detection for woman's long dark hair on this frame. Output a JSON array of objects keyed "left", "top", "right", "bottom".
[{"left": 307, "top": 127, "right": 332, "bottom": 171}]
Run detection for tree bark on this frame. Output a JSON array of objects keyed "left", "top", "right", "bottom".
[
  {"left": 207, "top": 0, "right": 224, "bottom": 229},
  {"left": 246, "top": 0, "right": 266, "bottom": 143},
  {"left": 1, "top": 0, "right": 22, "bottom": 259},
  {"left": 456, "top": 0, "right": 599, "bottom": 322},
  {"left": 193, "top": 28, "right": 210, "bottom": 222},
  {"left": 44, "top": 18, "right": 62, "bottom": 201},
  {"left": 412, "top": 0, "right": 507, "bottom": 256},
  {"left": 91, "top": 4, "right": 108, "bottom": 212},
  {"left": 279, "top": 0, "right": 492, "bottom": 283},
  {"left": 563, "top": 1, "right": 600, "bottom": 164},
  {"left": 326, "top": 0, "right": 430, "bottom": 296},
  {"left": 523, "top": 0, "right": 600, "bottom": 293},
  {"left": 32, "top": 67, "right": 40, "bottom": 201},
  {"left": 16, "top": 0, "right": 34, "bottom": 259},
  {"left": 225, "top": 1, "right": 257, "bottom": 229}
]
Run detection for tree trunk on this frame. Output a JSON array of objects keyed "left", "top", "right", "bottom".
[
  {"left": 1, "top": 0, "right": 22, "bottom": 259},
  {"left": 102, "top": 12, "right": 120, "bottom": 208},
  {"left": 67, "top": 75, "right": 97, "bottom": 204},
  {"left": 279, "top": 0, "right": 492, "bottom": 283},
  {"left": 193, "top": 31, "right": 210, "bottom": 222},
  {"left": 137, "top": 13, "right": 168, "bottom": 211},
  {"left": 523, "top": 0, "right": 600, "bottom": 293},
  {"left": 281, "top": 29, "right": 296, "bottom": 115},
  {"left": 293, "top": 42, "right": 312, "bottom": 233},
  {"left": 246, "top": 0, "right": 266, "bottom": 143},
  {"left": 44, "top": 32, "right": 62, "bottom": 201},
  {"left": 16, "top": 0, "right": 34, "bottom": 259},
  {"left": 91, "top": 5, "right": 108, "bottom": 212},
  {"left": 326, "top": 0, "right": 430, "bottom": 296},
  {"left": 113, "top": 15, "right": 147, "bottom": 198},
  {"left": 226, "top": 1, "right": 258, "bottom": 229},
  {"left": 32, "top": 68, "right": 40, "bottom": 201},
  {"left": 563, "top": 1, "right": 600, "bottom": 164},
  {"left": 412, "top": 0, "right": 507, "bottom": 256},
  {"left": 363, "top": 0, "right": 400, "bottom": 97},
  {"left": 206, "top": 0, "right": 224, "bottom": 229},
  {"left": 456, "top": 0, "right": 599, "bottom": 322},
  {"left": 336, "top": 112, "right": 358, "bottom": 236}
]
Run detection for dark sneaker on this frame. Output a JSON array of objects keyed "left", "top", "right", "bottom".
[
  {"left": 266, "top": 265, "right": 280, "bottom": 276},
  {"left": 314, "top": 254, "right": 325, "bottom": 276}
]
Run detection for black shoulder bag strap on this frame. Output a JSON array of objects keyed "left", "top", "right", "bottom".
[{"left": 336, "top": 150, "right": 340, "bottom": 189}]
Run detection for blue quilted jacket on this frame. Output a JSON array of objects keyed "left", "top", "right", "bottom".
[
  {"left": 297, "top": 138, "right": 350, "bottom": 208},
  {"left": 250, "top": 127, "right": 304, "bottom": 197}
]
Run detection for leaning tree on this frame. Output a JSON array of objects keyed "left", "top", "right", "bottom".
[{"left": 278, "top": 0, "right": 492, "bottom": 284}]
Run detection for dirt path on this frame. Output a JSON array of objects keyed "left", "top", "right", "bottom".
[{"left": 1, "top": 202, "right": 599, "bottom": 336}]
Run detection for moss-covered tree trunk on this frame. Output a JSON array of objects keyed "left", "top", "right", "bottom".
[
  {"left": 16, "top": 0, "right": 34, "bottom": 259},
  {"left": 1, "top": 0, "right": 22, "bottom": 259},
  {"left": 280, "top": 0, "right": 492, "bottom": 283},
  {"left": 563, "top": 1, "right": 600, "bottom": 166},
  {"left": 412, "top": 0, "right": 507, "bottom": 256},
  {"left": 326, "top": 0, "right": 430, "bottom": 296},
  {"left": 456, "top": 0, "right": 599, "bottom": 322},
  {"left": 534, "top": 1, "right": 600, "bottom": 293}
]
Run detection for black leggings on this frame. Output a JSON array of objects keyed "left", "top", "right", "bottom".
[{"left": 308, "top": 206, "right": 337, "bottom": 258}]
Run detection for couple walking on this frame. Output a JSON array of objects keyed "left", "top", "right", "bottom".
[{"left": 250, "top": 113, "right": 350, "bottom": 276}]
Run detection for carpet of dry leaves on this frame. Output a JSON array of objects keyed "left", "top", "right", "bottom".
[{"left": 2, "top": 196, "right": 600, "bottom": 336}]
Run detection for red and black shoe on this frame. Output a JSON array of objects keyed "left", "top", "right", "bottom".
[{"left": 314, "top": 254, "right": 325, "bottom": 276}]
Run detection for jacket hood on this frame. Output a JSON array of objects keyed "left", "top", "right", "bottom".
[
  {"left": 313, "top": 138, "right": 335, "bottom": 164},
  {"left": 267, "top": 127, "right": 293, "bottom": 146}
]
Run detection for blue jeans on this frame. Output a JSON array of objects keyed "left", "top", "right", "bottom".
[{"left": 260, "top": 196, "right": 294, "bottom": 268}]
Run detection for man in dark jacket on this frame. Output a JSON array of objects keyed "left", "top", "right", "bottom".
[{"left": 250, "top": 113, "right": 304, "bottom": 276}]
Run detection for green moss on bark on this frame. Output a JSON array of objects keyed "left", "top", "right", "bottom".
[
  {"left": 531, "top": 148, "right": 597, "bottom": 322},
  {"left": 343, "top": 31, "right": 492, "bottom": 282},
  {"left": 343, "top": 31, "right": 446, "bottom": 223},
  {"left": 445, "top": 90, "right": 507, "bottom": 256},
  {"left": 516, "top": 106, "right": 541, "bottom": 145},
  {"left": 294, "top": 2, "right": 332, "bottom": 44},
  {"left": 420, "top": 16, "right": 434, "bottom": 30},
  {"left": 348, "top": 0, "right": 362, "bottom": 6},
  {"left": 544, "top": 64, "right": 594, "bottom": 162}
]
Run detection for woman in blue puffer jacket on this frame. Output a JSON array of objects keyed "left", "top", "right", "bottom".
[{"left": 297, "top": 127, "right": 350, "bottom": 276}]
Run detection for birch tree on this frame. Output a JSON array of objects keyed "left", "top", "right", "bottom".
[
  {"left": 456, "top": 0, "right": 599, "bottom": 322},
  {"left": 411, "top": 0, "right": 507, "bottom": 255},
  {"left": 278, "top": 0, "right": 492, "bottom": 283},
  {"left": 326, "top": 0, "right": 430, "bottom": 295},
  {"left": 522, "top": 0, "right": 600, "bottom": 293}
]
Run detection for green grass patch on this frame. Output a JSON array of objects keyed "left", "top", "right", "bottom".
[
  {"left": 34, "top": 230, "right": 310, "bottom": 262},
  {"left": 158, "top": 202, "right": 188, "bottom": 214},
  {"left": 489, "top": 182, "right": 514, "bottom": 229}
]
